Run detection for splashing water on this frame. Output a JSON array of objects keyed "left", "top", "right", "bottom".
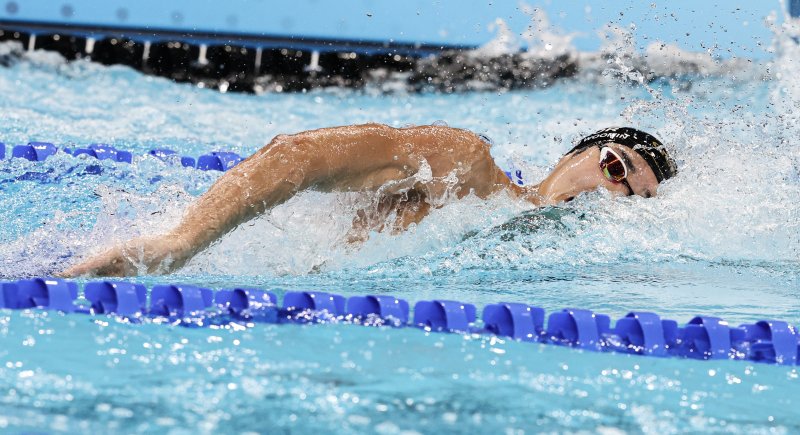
[
  {"left": 470, "top": 18, "right": 522, "bottom": 58},
  {"left": 519, "top": 3, "right": 578, "bottom": 60},
  {"left": 471, "top": 4, "right": 578, "bottom": 60},
  {"left": 0, "top": 9, "right": 800, "bottom": 433}
]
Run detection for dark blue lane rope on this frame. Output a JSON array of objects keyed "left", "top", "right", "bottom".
[
  {"left": 1, "top": 278, "right": 798, "bottom": 366},
  {"left": 0, "top": 141, "right": 243, "bottom": 172}
]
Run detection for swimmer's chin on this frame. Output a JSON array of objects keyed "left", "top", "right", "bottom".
[
  {"left": 514, "top": 185, "right": 575, "bottom": 207},
  {"left": 521, "top": 187, "right": 573, "bottom": 206}
]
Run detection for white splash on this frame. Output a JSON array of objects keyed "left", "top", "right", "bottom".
[
  {"left": 519, "top": 2, "right": 577, "bottom": 60},
  {"left": 470, "top": 18, "right": 521, "bottom": 58},
  {"left": 470, "top": 5, "right": 577, "bottom": 60},
  {"left": 0, "top": 40, "right": 23, "bottom": 57}
]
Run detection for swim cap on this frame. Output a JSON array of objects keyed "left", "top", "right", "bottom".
[{"left": 568, "top": 127, "right": 678, "bottom": 183}]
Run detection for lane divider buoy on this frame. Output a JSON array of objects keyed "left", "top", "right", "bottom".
[
  {"left": 1, "top": 277, "right": 798, "bottom": 366},
  {"left": 1, "top": 141, "right": 243, "bottom": 172}
]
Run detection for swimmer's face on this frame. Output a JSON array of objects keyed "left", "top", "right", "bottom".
[{"left": 536, "top": 143, "right": 660, "bottom": 204}]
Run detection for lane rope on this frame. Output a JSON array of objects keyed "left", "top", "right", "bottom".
[
  {"left": 1, "top": 277, "right": 798, "bottom": 366},
  {"left": 0, "top": 141, "right": 242, "bottom": 172}
]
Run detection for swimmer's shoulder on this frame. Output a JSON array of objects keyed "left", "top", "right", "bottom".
[
  {"left": 360, "top": 123, "right": 492, "bottom": 156},
  {"left": 306, "top": 123, "right": 488, "bottom": 146},
  {"left": 402, "top": 124, "right": 493, "bottom": 148}
]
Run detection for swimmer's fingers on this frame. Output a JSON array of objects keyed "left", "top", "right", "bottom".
[
  {"left": 59, "top": 247, "right": 132, "bottom": 278},
  {"left": 58, "top": 256, "right": 101, "bottom": 278},
  {"left": 60, "top": 235, "right": 191, "bottom": 278}
]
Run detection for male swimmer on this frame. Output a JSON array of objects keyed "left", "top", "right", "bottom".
[{"left": 61, "top": 125, "right": 677, "bottom": 277}]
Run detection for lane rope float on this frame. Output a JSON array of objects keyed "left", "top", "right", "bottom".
[
  {"left": 1, "top": 277, "right": 798, "bottom": 366},
  {"left": 0, "top": 141, "right": 243, "bottom": 172}
]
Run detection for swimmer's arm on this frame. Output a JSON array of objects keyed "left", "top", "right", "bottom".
[
  {"left": 62, "top": 124, "right": 407, "bottom": 276},
  {"left": 177, "top": 123, "right": 512, "bottom": 253},
  {"left": 170, "top": 124, "right": 405, "bottom": 256},
  {"left": 62, "top": 123, "right": 514, "bottom": 276}
]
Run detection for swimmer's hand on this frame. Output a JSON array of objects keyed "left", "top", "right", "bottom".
[{"left": 59, "top": 234, "right": 192, "bottom": 278}]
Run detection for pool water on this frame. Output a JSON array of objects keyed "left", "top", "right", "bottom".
[{"left": 1, "top": 23, "right": 800, "bottom": 433}]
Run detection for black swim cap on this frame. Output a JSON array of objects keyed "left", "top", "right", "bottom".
[{"left": 567, "top": 127, "right": 678, "bottom": 183}]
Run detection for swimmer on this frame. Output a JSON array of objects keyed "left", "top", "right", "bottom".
[{"left": 61, "top": 124, "right": 677, "bottom": 277}]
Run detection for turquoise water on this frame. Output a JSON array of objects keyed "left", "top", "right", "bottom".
[{"left": 1, "top": 35, "right": 800, "bottom": 432}]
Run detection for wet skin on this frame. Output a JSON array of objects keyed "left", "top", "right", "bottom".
[{"left": 61, "top": 123, "right": 661, "bottom": 277}]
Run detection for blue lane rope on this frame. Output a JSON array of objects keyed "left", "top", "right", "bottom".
[
  {"left": 0, "top": 141, "right": 243, "bottom": 172},
  {"left": 1, "top": 277, "right": 798, "bottom": 366}
]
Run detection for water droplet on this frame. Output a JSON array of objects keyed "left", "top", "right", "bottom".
[{"left": 60, "top": 4, "right": 74, "bottom": 18}]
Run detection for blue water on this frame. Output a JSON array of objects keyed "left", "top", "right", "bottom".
[{"left": 1, "top": 34, "right": 800, "bottom": 432}]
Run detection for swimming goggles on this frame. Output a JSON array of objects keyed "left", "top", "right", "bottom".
[{"left": 599, "top": 146, "right": 633, "bottom": 196}]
